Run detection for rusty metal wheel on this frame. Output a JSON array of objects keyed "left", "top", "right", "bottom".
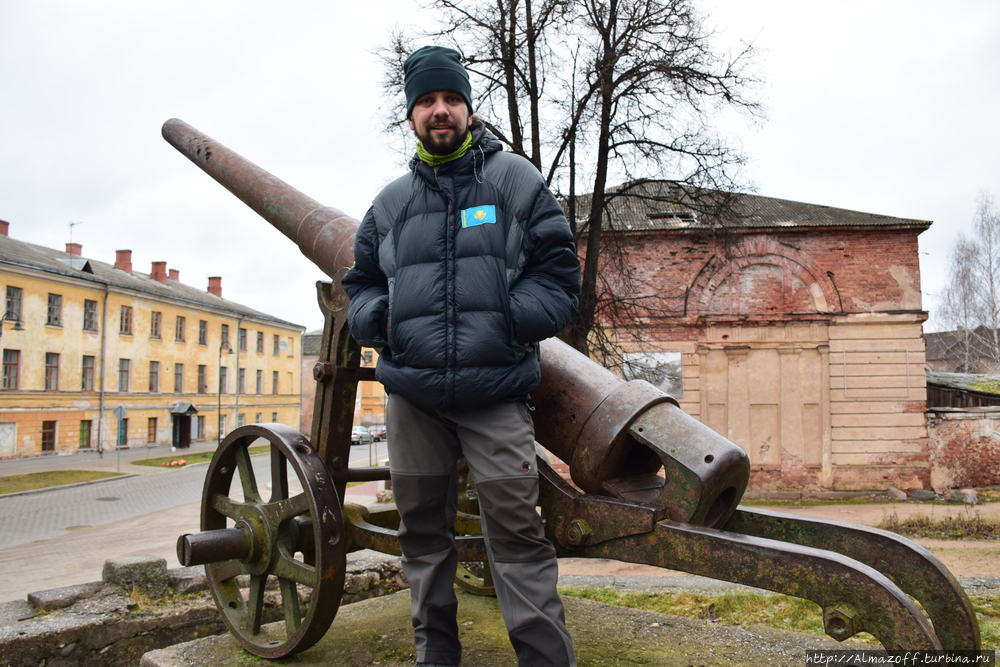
[{"left": 180, "top": 424, "right": 345, "bottom": 659}]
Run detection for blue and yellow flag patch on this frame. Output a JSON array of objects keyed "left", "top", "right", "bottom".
[{"left": 460, "top": 205, "right": 497, "bottom": 228}]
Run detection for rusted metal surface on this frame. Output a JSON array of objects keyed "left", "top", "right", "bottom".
[
  {"left": 725, "top": 506, "right": 981, "bottom": 650},
  {"left": 196, "top": 424, "right": 346, "bottom": 659},
  {"left": 577, "top": 517, "right": 942, "bottom": 649}
]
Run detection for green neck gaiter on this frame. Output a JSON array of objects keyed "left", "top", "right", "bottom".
[{"left": 416, "top": 131, "right": 473, "bottom": 166}]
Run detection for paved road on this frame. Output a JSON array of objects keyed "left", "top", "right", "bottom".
[{"left": 0, "top": 442, "right": 388, "bottom": 549}]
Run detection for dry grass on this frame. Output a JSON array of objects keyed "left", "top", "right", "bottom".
[
  {"left": 0, "top": 469, "right": 125, "bottom": 495},
  {"left": 877, "top": 512, "right": 1000, "bottom": 539}
]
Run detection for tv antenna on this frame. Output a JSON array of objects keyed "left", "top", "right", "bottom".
[{"left": 69, "top": 221, "right": 83, "bottom": 246}]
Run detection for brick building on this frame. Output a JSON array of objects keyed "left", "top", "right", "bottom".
[
  {"left": 586, "top": 183, "right": 931, "bottom": 491},
  {"left": 0, "top": 221, "right": 303, "bottom": 457}
]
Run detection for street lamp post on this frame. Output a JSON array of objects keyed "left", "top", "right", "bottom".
[{"left": 217, "top": 342, "right": 231, "bottom": 446}]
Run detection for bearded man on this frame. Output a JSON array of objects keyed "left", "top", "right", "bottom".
[{"left": 342, "top": 45, "right": 579, "bottom": 667}]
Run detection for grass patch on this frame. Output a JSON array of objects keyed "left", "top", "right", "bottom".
[
  {"left": 559, "top": 587, "right": 1000, "bottom": 651},
  {"left": 877, "top": 512, "right": 1000, "bottom": 539},
  {"left": 132, "top": 445, "right": 270, "bottom": 468},
  {"left": 743, "top": 494, "right": 891, "bottom": 508},
  {"left": 0, "top": 469, "right": 124, "bottom": 494}
]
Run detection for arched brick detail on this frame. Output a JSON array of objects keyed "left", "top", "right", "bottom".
[{"left": 687, "top": 237, "right": 842, "bottom": 316}]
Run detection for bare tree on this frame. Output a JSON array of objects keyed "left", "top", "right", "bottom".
[
  {"left": 379, "top": 0, "right": 758, "bottom": 358},
  {"left": 939, "top": 192, "right": 1000, "bottom": 372}
]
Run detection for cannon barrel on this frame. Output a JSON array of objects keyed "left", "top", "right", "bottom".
[{"left": 162, "top": 118, "right": 750, "bottom": 527}]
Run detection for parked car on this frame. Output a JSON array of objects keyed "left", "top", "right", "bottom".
[
  {"left": 351, "top": 425, "right": 372, "bottom": 446},
  {"left": 369, "top": 425, "right": 387, "bottom": 442}
]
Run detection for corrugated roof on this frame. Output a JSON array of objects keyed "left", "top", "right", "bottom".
[
  {"left": 571, "top": 181, "right": 932, "bottom": 233},
  {"left": 926, "top": 371, "right": 1000, "bottom": 396},
  {"left": 0, "top": 234, "right": 303, "bottom": 329}
]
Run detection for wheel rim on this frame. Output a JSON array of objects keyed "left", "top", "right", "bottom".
[{"left": 201, "top": 423, "right": 345, "bottom": 658}]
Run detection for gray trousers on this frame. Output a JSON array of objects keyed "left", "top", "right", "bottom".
[{"left": 387, "top": 393, "right": 575, "bottom": 666}]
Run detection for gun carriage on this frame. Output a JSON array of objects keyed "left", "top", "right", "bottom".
[{"left": 163, "top": 118, "right": 981, "bottom": 659}]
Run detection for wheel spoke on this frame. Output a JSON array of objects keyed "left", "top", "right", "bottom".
[
  {"left": 268, "top": 492, "right": 310, "bottom": 522},
  {"left": 210, "top": 559, "right": 249, "bottom": 582},
  {"left": 235, "top": 445, "right": 261, "bottom": 503},
  {"left": 273, "top": 553, "right": 316, "bottom": 587},
  {"left": 270, "top": 447, "right": 289, "bottom": 501},
  {"left": 209, "top": 492, "right": 254, "bottom": 521},
  {"left": 279, "top": 577, "right": 302, "bottom": 632},
  {"left": 246, "top": 574, "right": 267, "bottom": 634}
]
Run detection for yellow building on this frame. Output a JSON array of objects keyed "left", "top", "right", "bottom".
[{"left": 0, "top": 221, "right": 303, "bottom": 457}]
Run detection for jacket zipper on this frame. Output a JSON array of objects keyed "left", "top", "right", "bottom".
[{"left": 436, "top": 166, "right": 457, "bottom": 406}]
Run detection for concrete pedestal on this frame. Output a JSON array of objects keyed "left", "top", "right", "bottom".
[{"left": 142, "top": 589, "right": 858, "bottom": 666}]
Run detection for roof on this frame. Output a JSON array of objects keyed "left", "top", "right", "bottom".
[
  {"left": 0, "top": 234, "right": 303, "bottom": 330},
  {"left": 571, "top": 181, "right": 932, "bottom": 233},
  {"left": 303, "top": 329, "right": 323, "bottom": 356},
  {"left": 926, "top": 371, "right": 1000, "bottom": 396},
  {"left": 926, "top": 327, "right": 999, "bottom": 362}
]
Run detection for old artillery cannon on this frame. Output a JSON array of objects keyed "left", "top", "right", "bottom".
[{"left": 164, "top": 118, "right": 981, "bottom": 659}]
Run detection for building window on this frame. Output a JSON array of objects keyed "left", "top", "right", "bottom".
[
  {"left": 117, "top": 418, "right": 128, "bottom": 447},
  {"left": 44, "top": 352, "right": 59, "bottom": 390},
  {"left": 147, "top": 417, "right": 158, "bottom": 443},
  {"left": 149, "top": 360, "right": 160, "bottom": 392},
  {"left": 4, "top": 286, "right": 23, "bottom": 322},
  {"left": 286, "top": 336, "right": 294, "bottom": 357},
  {"left": 81, "top": 355, "right": 95, "bottom": 391},
  {"left": 256, "top": 331, "right": 264, "bottom": 353},
  {"left": 237, "top": 413, "right": 245, "bottom": 428},
  {"left": 254, "top": 412, "right": 262, "bottom": 423},
  {"left": 46, "top": 294, "right": 63, "bottom": 326},
  {"left": 150, "top": 311, "right": 162, "bottom": 339},
  {"left": 255, "top": 369, "right": 263, "bottom": 394},
  {"left": 42, "top": 421, "right": 56, "bottom": 452},
  {"left": 239, "top": 327, "right": 247, "bottom": 352},
  {"left": 197, "top": 364, "right": 207, "bottom": 394},
  {"left": 219, "top": 414, "right": 227, "bottom": 439},
  {"left": 219, "top": 367, "right": 228, "bottom": 394},
  {"left": 288, "top": 371, "right": 294, "bottom": 393},
  {"left": 362, "top": 350, "right": 373, "bottom": 365},
  {"left": 272, "top": 370, "right": 279, "bottom": 394},
  {"left": 198, "top": 320, "right": 208, "bottom": 345},
  {"left": 175, "top": 316, "right": 186, "bottom": 342},
  {"left": 2, "top": 349, "right": 19, "bottom": 390},
  {"left": 174, "top": 363, "right": 184, "bottom": 393},
  {"left": 118, "top": 358, "right": 131, "bottom": 392},
  {"left": 79, "top": 420, "right": 92, "bottom": 449},
  {"left": 120, "top": 306, "right": 133, "bottom": 334},
  {"left": 271, "top": 412, "right": 278, "bottom": 422},
  {"left": 221, "top": 324, "right": 230, "bottom": 349},
  {"left": 237, "top": 368, "right": 246, "bottom": 394},
  {"left": 195, "top": 415, "right": 205, "bottom": 439},
  {"left": 273, "top": 334, "right": 280, "bottom": 355},
  {"left": 83, "top": 299, "right": 98, "bottom": 331}
]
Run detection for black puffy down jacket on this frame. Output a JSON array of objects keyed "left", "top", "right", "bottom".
[{"left": 341, "top": 126, "right": 580, "bottom": 410}]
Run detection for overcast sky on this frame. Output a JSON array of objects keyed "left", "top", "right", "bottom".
[{"left": 2, "top": 0, "right": 998, "bottom": 333}]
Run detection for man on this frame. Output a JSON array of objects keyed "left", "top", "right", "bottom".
[{"left": 342, "top": 45, "right": 579, "bottom": 666}]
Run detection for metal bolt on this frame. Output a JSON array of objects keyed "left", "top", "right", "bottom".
[
  {"left": 565, "top": 519, "right": 592, "bottom": 546},
  {"left": 313, "top": 361, "right": 333, "bottom": 381},
  {"left": 823, "top": 604, "right": 857, "bottom": 641}
]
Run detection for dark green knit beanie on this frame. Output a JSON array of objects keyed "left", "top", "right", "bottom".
[{"left": 403, "top": 46, "right": 473, "bottom": 117}]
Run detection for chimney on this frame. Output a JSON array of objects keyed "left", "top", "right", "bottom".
[
  {"left": 168, "top": 268, "right": 179, "bottom": 281},
  {"left": 115, "top": 249, "right": 133, "bottom": 273},
  {"left": 66, "top": 242, "right": 82, "bottom": 256},
  {"left": 207, "top": 276, "right": 222, "bottom": 297},
  {"left": 150, "top": 261, "right": 168, "bottom": 283},
  {"left": 0, "top": 221, "right": 8, "bottom": 237}
]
